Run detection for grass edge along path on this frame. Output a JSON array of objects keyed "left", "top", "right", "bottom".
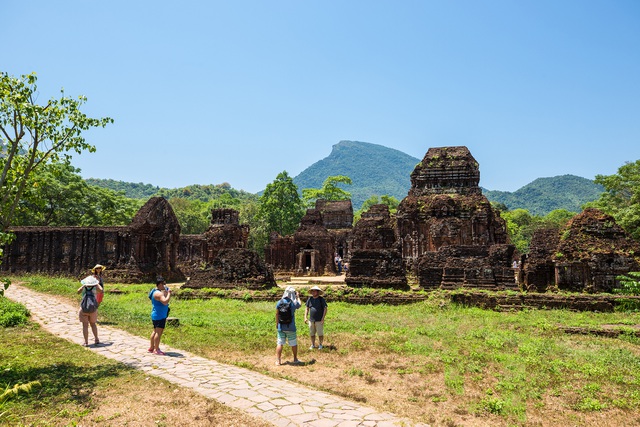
[
  {"left": 3, "top": 282, "right": 429, "bottom": 427},
  {"left": 6, "top": 275, "right": 640, "bottom": 427}
]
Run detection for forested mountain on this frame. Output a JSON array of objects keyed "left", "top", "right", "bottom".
[
  {"left": 292, "top": 140, "right": 420, "bottom": 209},
  {"left": 482, "top": 175, "right": 604, "bottom": 216}
]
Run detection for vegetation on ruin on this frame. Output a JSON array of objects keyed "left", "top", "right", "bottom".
[
  {"left": 353, "top": 194, "right": 400, "bottom": 222},
  {"left": 7, "top": 275, "right": 640, "bottom": 427}
]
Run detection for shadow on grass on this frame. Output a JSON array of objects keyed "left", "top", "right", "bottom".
[{"left": 1, "top": 361, "right": 133, "bottom": 406}]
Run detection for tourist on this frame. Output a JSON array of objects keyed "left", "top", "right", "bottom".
[
  {"left": 149, "top": 276, "right": 172, "bottom": 355},
  {"left": 275, "top": 286, "right": 302, "bottom": 366},
  {"left": 304, "top": 285, "right": 328, "bottom": 350},
  {"left": 334, "top": 254, "right": 342, "bottom": 274},
  {"left": 77, "top": 275, "right": 103, "bottom": 346},
  {"left": 91, "top": 264, "right": 106, "bottom": 305}
]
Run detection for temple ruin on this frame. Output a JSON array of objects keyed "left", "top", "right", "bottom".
[
  {"left": 522, "top": 208, "right": 640, "bottom": 293},
  {"left": 179, "top": 208, "right": 275, "bottom": 290},
  {"left": 1, "top": 197, "right": 183, "bottom": 282},
  {"left": 3, "top": 145, "right": 638, "bottom": 295},
  {"left": 265, "top": 200, "right": 353, "bottom": 276}
]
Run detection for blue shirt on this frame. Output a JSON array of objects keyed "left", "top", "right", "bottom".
[
  {"left": 276, "top": 297, "right": 301, "bottom": 332},
  {"left": 149, "top": 288, "right": 169, "bottom": 320}
]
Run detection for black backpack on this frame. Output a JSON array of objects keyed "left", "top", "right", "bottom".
[
  {"left": 277, "top": 299, "right": 293, "bottom": 324},
  {"left": 81, "top": 287, "right": 98, "bottom": 313}
]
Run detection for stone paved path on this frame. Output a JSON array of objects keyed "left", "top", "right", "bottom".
[{"left": 6, "top": 284, "right": 429, "bottom": 427}]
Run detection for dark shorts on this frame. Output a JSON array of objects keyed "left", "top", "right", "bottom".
[{"left": 152, "top": 318, "right": 167, "bottom": 329}]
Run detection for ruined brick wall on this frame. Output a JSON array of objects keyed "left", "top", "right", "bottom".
[
  {"left": 417, "top": 245, "right": 516, "bottom": 291},
  {"left": 265, "top": 201, "right": 349, "bottom": 276},
  {"left": 177, "top": 208, "right": 249, "bottom": 269},
  {"left": 2, "top": 197, "right": 184, "bottom": 282},
  {"left": 316, "top": 199, "right": 354, "bottom": 229},
  {"left": 265, "top": 234, "right": 296, "bottom": 271},
  {"left": 1, "top": 226, "right": 129, "bottom": 276},
  {"left": 346, "top": 249, "right": 407, "bottom": 289},
  {"left": 348, "top": 204, "right": 397, "bottom": 251},
  {"left": 553, "top": 208, "right": 640, "bottom": 293},
  {"left": 182, "top": 248, "right": 276, "bottom": 290},
  {"left": 522, "top": 229, "right": 560, "bottom": 292}
]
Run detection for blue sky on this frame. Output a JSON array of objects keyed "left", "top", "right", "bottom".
[{"left": 3, "top": 1, "right": 639, "bottom": 193}]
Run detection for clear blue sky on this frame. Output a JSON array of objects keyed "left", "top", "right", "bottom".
[{"left": 3, "top": 1, "right": 639, "bottom": 193}]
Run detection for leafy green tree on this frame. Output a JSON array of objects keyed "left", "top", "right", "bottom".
[
  {"left": 13, "top": 161, "right": 140, "bottom": 226},
  {"left": 353, "top": 194, "right": 400, "bottom": 223},
  {"left": 541, "top": 209, "right": 575, "bottom": 229},
  {"left": 500, "top": 209, "right": 538, "bottom": 254},
  {"left": 168, "top": 198, "right": 211, "bottom": 235},
  {"left": 585, "top": 160, "right": 640, "bottom": 240},
  {"left": 0, "top": 72, "right": 112, "bottom": 266},
  {"left": 240, "top": 200, "right": 269, "bottom": 257},
  {"left": 302, "top": 175, "right": 352, "bottom": 207},
  {"left": 257, "top": 171, "right": 305, "bottom": 237}
]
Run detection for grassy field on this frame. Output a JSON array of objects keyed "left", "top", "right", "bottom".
[{"left": 3, "top": 275, "right": 640, "bottom": 427}]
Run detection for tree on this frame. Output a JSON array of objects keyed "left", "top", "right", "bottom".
[
  {"left": 257, "top": 171, "right": 305, "bottom": 237},
  {"left": 168, "top": 197, "right": 210, "bottom": 235},
  {"left": 585, "top": 160, "right": 640, "bottom": 240},
  {"left": 302, "top": 175, "right": 352, "bottom": 207},
  {"left": 353, "top": 194, "right": 400, "bottom": 223},
  {"left": 13, "top": 161, "right": 140, "bottom": 226},
  {"left": 0, "top": 72, "right": 112, "bottom": 266}
]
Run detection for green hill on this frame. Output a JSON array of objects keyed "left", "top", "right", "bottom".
[
  {"left": 292, "top": 140, "right": 420, "bottom": 209},
  {"left": 86, "top": 179, "right": 257, "bottom": 203},
  {"left": 482, "top": 175, "right": 604, "bottom": 216}
]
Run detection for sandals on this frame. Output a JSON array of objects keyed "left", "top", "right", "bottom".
[{"left": 153, "top": 349, "right": 166, "bottom": 356}]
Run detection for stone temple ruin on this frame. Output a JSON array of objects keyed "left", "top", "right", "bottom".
[
  {"left": 522, "top": 208, "right": 640, "bottom": 293},
  {"left": 2, "top": 145, "right": 639, "bottom": 294},
  {"left": 1, "top": 197, "right": 183, "bottom": 282}
]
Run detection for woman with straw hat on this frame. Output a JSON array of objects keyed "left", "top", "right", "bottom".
[{"left": 91, "top": 264, "right": 106, "bottom": 304}]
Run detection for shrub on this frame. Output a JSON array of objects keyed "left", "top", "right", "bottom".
[{"left": 0, "top": 299, "right": 29, "bottom": 327}]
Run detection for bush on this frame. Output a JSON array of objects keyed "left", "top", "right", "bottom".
[{"left": 0, "top": 299, "right": 29, "bottom": 327}]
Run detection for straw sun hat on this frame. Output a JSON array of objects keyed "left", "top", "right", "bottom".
[
  {"left": 309, "top": 285, "right": 323, "bottom": 294},
  {"left": 91, "top": 264, "right": 106, "bottom": 273}
]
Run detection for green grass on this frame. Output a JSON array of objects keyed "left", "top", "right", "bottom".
[
  {"left": 0, "top": 322, "right": 135, "bottom": 425},
  {"left": 7, "top": 275, "right": 640, "bottom": 424}
]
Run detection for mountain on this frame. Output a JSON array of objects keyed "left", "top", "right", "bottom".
[
  {"left": 482, "top": 175, "right": 604, "bottom": 216},
  {"left": 293, "top": 140, "right": 421, "bottom": 209}
]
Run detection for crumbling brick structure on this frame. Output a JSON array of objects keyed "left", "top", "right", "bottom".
[
  {"left": 346, "top": 204, "right": 407, "bottom": 289},
  {"left": 395, "top": 146, "right": 515, "bottom": 290},
  {"left": 265, "top": 200, "right": 353, "bottom": 275},
  {"left": 520, "top": 229, "right": 561, "bottom": 292},
  {"left": 523, "top": 208, "right": 640, "bottom": 293},
  {"left": 1, "top": 197, "right": 183, "bottom": 282},
  {"left": 177, "top": 208, "right": 249, "bottom": 270},
  {"left": 177, "top": 208, "right": 275, "bottom": 289}
]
